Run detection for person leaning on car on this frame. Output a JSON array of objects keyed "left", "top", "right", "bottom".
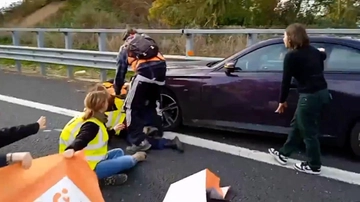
[
  {"left": 268, "top": 23, "right": 330, "bottom": 175},
  {"left": 0, "top": 116, "right": 47, "bottom": 169}
]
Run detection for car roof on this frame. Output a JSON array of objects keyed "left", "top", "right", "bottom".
[
  {"left": 211, "top": 35, "right": 360, "bottom": 70},
  {"left": 258, "top": 36, "right": 360, "bottom": 47}
]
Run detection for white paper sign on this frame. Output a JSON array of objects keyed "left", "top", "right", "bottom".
[{"left": 34, "top": 176, "right": 91, "bottom": 202}]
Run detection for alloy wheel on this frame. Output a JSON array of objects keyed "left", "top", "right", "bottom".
[{"left": 160, "top": 93, "right": 179, "bottom": 129}]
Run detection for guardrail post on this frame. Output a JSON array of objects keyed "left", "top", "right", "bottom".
[
  {"left": 246, "top": 33, "right": 258, "bottom": 47},
  {"left": 98, "top": 32, "right": 107, "bottom": 82},
  {"left": 36, "top": 31, "right": 46, "bottom": 76},
  {"left": 185, "top": 33, "right": 194, "bottom": 56},
  {"left": 64, "top": 32, "right": 73, "bottom": 79},
  {"left": 11, "top": 31, "right": 21, "bottom": 72}
]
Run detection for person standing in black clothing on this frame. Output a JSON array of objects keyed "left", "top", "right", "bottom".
[
  {"left": 268, "top": 23, "right": 330, "bottom": 175},
  {"left": 114, "top": 29, "right": 166, "bottom": 153}
]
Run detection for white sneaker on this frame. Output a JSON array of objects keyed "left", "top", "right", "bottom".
[
  {"left": 268, "top": 148, "right": 288, "bottom": 165},
  {"left": 294, "top": 162, "right": 321, "bottom": 175}
]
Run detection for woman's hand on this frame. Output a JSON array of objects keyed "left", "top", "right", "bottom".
[
  {"left": 37, "top": 116, "right": 47, "bottom": 130},
  {"left": 11, "top": 152, "right": 33, "bottom": 169},
  {"left": 113, "top": 123, "right": 125, "bottom": 131},
  {"left": 63, "top": 149, "right": 75, "bottom": 158},
  {"left": 275, "top": 102, "right": 287, "bottom": 114}
]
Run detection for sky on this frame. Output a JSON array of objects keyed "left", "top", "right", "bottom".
[{"left": 0, "top": 0, "right": 20, "bottom": 9}]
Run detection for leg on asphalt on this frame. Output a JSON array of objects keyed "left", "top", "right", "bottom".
[
  {"left": 269, "top": 109, "right": 302, "bottom": 165},
  {"left": 146, "top": 136, "right": 184, "bottom": 152},
  {"left": 95, "top": 148, "right": 146, "bottom": 186}
]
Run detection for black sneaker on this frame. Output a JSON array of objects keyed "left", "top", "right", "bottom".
[
  {"left": 294, "top": 162, "right": 321, "bottom": 175},
  {"left": 164, "top": 136, "right": 184, "bottom": 153},
  {"left": 268, "top": 148, "right": 288, "bottom": 165},
  {"left": 126, "top": 139, "right": 152, "bottom": 154},
  {"left": 99, "top": 174, "right": 128, "bottom": 186}
]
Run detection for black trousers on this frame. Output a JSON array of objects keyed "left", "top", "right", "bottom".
[
  {"left": 124, "top": 75, "right": 163, "bottom": 146},
  {"left": 279, "top": 89, "right": 330, "bottom": 169}
]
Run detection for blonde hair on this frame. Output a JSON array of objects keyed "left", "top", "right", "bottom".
[{"left": 82, "top": 91, "right": 109, "bottom": 120}]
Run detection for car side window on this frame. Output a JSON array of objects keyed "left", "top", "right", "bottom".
[
  {"left": 326, "top": 45, "right": 360, "bottom": 71},
  {"left": 311, "top": 43, "right": 326, "bottom": 49},
  {"left": 235, "top": 44, "right": 287, "bottom": 71}
]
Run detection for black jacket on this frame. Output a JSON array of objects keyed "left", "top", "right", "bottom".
[
  {"left": 65, "top": 106, "right": 118, "bottom": 152},
  {"left": 0, "top": 123, "right": 40, "bottom": 167},
  {"left": 65, "top": 122, "right": 115, "bottom": 151}
]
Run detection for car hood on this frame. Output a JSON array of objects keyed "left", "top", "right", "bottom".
[{"left": 166, "top": 60, "right": 217, "bottom": 75}]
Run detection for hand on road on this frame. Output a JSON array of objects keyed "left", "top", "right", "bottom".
[
  {"left": 37, "top": 116, "right": 46, "bottom": 129},
  {"left": 275, "top": 102, "right": 287, "bottom": 114},
  {"left": 11, "top": 152, "right": 33, "bottom": 169},
  {"left": 63, "top": 149, "right": 75, "bottom": 158},
  {"left": 113, "top": 123, "right": 125, "bottom": 131}
]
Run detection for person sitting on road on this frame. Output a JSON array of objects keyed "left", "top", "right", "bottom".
[
  {"left": 59, "top": 90, "right": 146, "bottom": 186},
  {"left": 0, "top": 116, "right": 47, "bottom": 168},
  {"left": 91, "top": 82, "right": 184, "bottom": 153},
  {"left": 101, "top": 79, "right": 127, "bottom": 138}
]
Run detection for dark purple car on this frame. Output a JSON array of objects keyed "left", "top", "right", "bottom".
[{"left": 159, "top": 36, "right": 360, "bottom": 157}]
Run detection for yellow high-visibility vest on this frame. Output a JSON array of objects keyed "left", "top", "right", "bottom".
[
  {"left": 59, "top": 114, "right": 109, "bottom": 170},
  {"left": 105, "top": 97, "right": 125, "bottom": 135}
]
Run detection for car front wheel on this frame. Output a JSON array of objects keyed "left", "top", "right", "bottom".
[
  {"left": 160, "top": 90, "right": 182, "bottom": 131},
  {"left": 350, "top": 122, "right": 360, "bottom": 158}
]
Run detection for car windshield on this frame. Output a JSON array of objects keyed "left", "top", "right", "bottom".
[{"left": 205, "top": 50, "right": 242, "bottom": 67}]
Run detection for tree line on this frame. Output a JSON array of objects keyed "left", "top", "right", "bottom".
[
  {"left": 1, "top": 0, "right": 359, "bottom": 28},
  {"left": 148, "top": 0, "right": 360, "bottom": 28}
]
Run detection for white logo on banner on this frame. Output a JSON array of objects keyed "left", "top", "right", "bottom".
[{"left": 34, "top": 176, "right": 91, "bottom": 202}]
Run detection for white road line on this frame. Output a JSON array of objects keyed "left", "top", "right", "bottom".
[{"left": 0, "top": 93, "right": 359, "bottom": 186}]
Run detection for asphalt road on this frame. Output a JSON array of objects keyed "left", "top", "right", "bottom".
[{"left": 0, "top": 70, "right": 360, "bottom": 202}]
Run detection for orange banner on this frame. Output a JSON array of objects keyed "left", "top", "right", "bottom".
[{"left": 0, "top": 152, "right": 105, "bottom": 202}]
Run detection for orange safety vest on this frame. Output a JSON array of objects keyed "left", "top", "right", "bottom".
[
  {"left": 103, "top": 81, "right": 128, "bottom": 96},
  {"left": 128, "top": 53, "right": 165, "bottom": 72}
]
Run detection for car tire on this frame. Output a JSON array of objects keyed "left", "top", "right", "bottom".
[
  {"left": 350, "top": 121, "right": 360, "bottom": 158},
  {"left": 160, "top": 89, "right": 182, "bottom": 131}
]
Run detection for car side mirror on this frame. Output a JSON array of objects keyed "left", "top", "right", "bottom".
[
  {"left": 224, "top": 61, "right": 235, "bottom": 70},
  {"left": 224, "top": 61, "right": 239, "bottom": 76}
]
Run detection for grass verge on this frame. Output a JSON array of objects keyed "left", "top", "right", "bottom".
[{"left": 0, "top": 59, "right": 134, "bottom": 82}]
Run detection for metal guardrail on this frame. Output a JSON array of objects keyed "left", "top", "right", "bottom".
[
  {"left": 1, "top": 28, "right": 360, "bottom": 81},
  {"left": 0, "top": 45, "right": 222, "bottom": 70}
]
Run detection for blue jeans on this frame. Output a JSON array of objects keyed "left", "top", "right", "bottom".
[{"left": 94, "top": 148, "right": 137, "bottom": 179}]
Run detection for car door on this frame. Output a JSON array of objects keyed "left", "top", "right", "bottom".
[
  {"left": 201, "top": 43, "right": 296, "bottom": 133},
  {"left": 318, "top": 43, "right": 360, "bottom": 141}
]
